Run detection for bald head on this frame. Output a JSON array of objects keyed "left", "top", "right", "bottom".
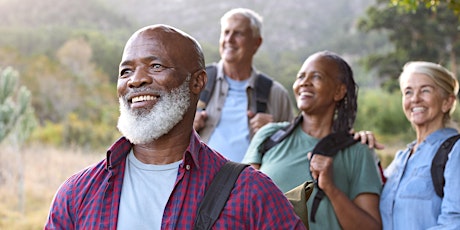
[{"left": 122, "top": 24, "right": 205, "bottom": 73}]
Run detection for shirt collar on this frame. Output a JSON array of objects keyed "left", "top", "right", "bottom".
[
  {"left": 217, "top": 60, "right": 258, "bottom": 86},
  {"left": 424, "top": 128, "right": 458, "bottom": 145},
  {"left": 105, "top": 131, "right": 204, "bottom": 170},
  {"left": 106, "top": 136, "right": 132, "bottom": 170},
  {"left": 183, "top": 130, "right": 203, "bottom": 169},
  {"left": 406, "top": 128, "right": 458, "bottom": 150}
]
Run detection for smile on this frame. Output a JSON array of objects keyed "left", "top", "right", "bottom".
[
  {"left": 131, "top": 95, "right": 158, "bottom": 103},
  {"left": 300, "top": 92, "right": 314, "bottom": 97},
  {"left": 412, "top": 107, "right": 426, "bottom": 112}
]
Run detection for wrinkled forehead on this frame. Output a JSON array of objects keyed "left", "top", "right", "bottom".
[
  {"left": 400, "top": 72, "right": 434, "bottom": 87},
  {"left": 121, "top": 26, "right": 194, "bottom": 69}
]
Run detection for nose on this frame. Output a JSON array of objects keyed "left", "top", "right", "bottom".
[
  {"left": 298, "top": 75, "right": 313, "bottom": 86},
  {"left": 410, "top": 91, "right": 422, "bottom": 102},
  {"left": 223, "top": 32, "right": 235, "bottom": 43},
  {"left": 128, "top": 68, "right": 151, "bottom": 88}
]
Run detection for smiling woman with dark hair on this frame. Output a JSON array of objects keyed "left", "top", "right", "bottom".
[{"left": 243, "top": 50, "right": 383, "bottom": 230}]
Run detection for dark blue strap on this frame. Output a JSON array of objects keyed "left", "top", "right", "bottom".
[
  {"left": 254, "top": 73, "right": 273, "bottom": 113},
  {"left": 193, "top": 161, "right": 249, "bottom": 230},
  {"left": 309, "top": 131, "right": 358, "bottom": 222},
  {"left": 431, "top": 134, "right": 460, "bottom": 197}
]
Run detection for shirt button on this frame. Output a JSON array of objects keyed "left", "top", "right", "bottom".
[{"left": 186, "top": 165, "right": 191, "bottom": 170}]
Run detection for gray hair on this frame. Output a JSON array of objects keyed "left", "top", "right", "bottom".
[
  {"left": 400, "top": 61, "right": 459, "bottom": 127},
  {"left": 220, "top": 8, "right": 263, "bottom": 38}
]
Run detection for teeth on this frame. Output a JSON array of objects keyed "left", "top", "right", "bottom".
[
  {"left": 300, "top": 92, "right": 313, "bottom": 96},
  {"left": 412, "top": 107, "right": 425, "bottom": 112},
  {"left": 132, "top": 95, "right": 157, "bottom": 103}
]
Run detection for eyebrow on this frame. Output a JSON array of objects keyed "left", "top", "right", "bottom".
[
  {"left": 403, "top": 84, "right": 435, "bottom": 90},
  {"left": 119, "top": 55, "right": 160, "bottom": 67}
]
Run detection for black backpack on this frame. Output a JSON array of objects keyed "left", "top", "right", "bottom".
[{"left": 198, "top": 63, "right": 273, "bottom": 113}]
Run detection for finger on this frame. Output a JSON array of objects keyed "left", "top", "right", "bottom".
[
  {"left": 249, "top": 115, "right": 259, "bottom": 130},
  {"left": 374, "top": 142, "right": 385, "bottom": 150},
  {"left": 310, "top": 165, "right": 320, "bottom": 186},
  {"left": 200, "top": 110, "right": 207, "bottom": 119},
  {"left": 349, "top": 128, "right": 356, "bottom": 135},
  {"left": 310, "top": 166, "right": 318, "bottom": 180},
  {"left": 353, "top": 132, "right": 361, "bottom": 140},
  {"left": 365, "top": 131, "right": 374, "bottom": 147},
  {"left": 247, "top": 110, "right": 255, "bottom": 118},
  {"left": 357, "top": 131, "right": 370, "bottom": 145}
]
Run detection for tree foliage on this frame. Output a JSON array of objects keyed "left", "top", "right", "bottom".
[
  {"left": 0, "top": 67, "right": 36, "bottom": 143},
  {"left": 358, "top": 0, "right": 460, "bottom": 91},
  {"left": 391, "top": 0, "right": 460, "bottom": 15}
]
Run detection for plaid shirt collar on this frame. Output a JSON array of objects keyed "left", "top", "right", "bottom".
[{"left": 105, "top": 130, "right": 203, "bottom": 171}]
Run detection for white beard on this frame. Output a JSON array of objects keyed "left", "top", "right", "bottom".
[{"left": 117, "top": 76, "right": 191, "bottom": 144}]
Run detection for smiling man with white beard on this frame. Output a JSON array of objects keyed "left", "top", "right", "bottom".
[
  {"left": 117, "top": 75, "right": 191, "bottom": 144},
  {"left": 44, "top": 24, "right": 305, "bottom": 230}
]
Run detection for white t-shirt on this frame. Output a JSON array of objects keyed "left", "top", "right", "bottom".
[
  {"left": 208, "top": 76, "right": 250, "bottom": 162},
  {"left": 117, "top": 149, "right": 181, "bottom": 230}
]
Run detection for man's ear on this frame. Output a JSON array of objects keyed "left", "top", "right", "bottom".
[
  {"left": 252, "top": 37, "right": 262, "bottom": 54},
  {"left": 190, "top": 69, "right": 207, "bottom": 95}
]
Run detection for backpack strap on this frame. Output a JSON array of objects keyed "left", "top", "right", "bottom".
[
  {"left": 193, "top": 161, "right": 249, "bottom": 230},
  {"left": 254, "top": 73, "right": 273, "bottom": 113},
  {"left": 310, "top": 131, "right": 358, "bottom": 158},
  {"left": 431, "top": 134, "right": 460, "bottom": 197},
  {"left": 197, "top": 64, "right": 273, "bottom": 113},
  {"left": 258, "top": 115, "right": 303, "bottom": 156},
  {"left": 309, "top": 131, "right": 358, "bottom": 222},
  {"left": 197, "top": 64, "right": 218, "bottom": 110}
]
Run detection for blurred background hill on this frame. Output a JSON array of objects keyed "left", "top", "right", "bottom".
[
  {"left": 0, "top": 0, "right": 385, "bottom": 87},
  {"left": 0, "top": 0, "right": 393, "bottom": 148},
  {"left": 1, "top": 0, "right": 460, "bottom": 228}
]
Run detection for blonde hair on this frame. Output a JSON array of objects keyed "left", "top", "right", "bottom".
[{"left": 399, "top": 61, "right": 459, "bottom": 127}]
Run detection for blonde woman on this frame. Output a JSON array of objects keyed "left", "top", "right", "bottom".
[{"left": 380, "top": 61, "right": 460, "bottom": 229}]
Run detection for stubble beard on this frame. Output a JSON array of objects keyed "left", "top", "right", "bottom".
[{"left": 117, "top": 76, "right": 191, "bottom": 144}]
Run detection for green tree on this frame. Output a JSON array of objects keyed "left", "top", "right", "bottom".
[
  {"left": 0, "top": 66, "right": 36, "bottom": 143},
  {"left": 358, "top": 0, "right": 460, "bottom": 91},
  {"left": 0, "top": 66, "right": 37, "bottom": 213},
  {"left": 391, "top": 0, "right": 460, "bottom": 15}
]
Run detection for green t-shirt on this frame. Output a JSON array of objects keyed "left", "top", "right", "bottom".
[{"left": 242, "top": 122, "right": 382, "bottom": 230}]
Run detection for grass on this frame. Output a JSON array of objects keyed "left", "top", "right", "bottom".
[{"left": 0, "top": 143, "right": 104, "bottom": 229}]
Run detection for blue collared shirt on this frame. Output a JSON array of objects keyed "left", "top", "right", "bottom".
[{"left": 380, "top": 128, "right": 460, "bottom": 230}]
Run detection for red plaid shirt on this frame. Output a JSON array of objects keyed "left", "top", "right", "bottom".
[{"left": 45, "top": 131, "right": 305, "bottom": 229}]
